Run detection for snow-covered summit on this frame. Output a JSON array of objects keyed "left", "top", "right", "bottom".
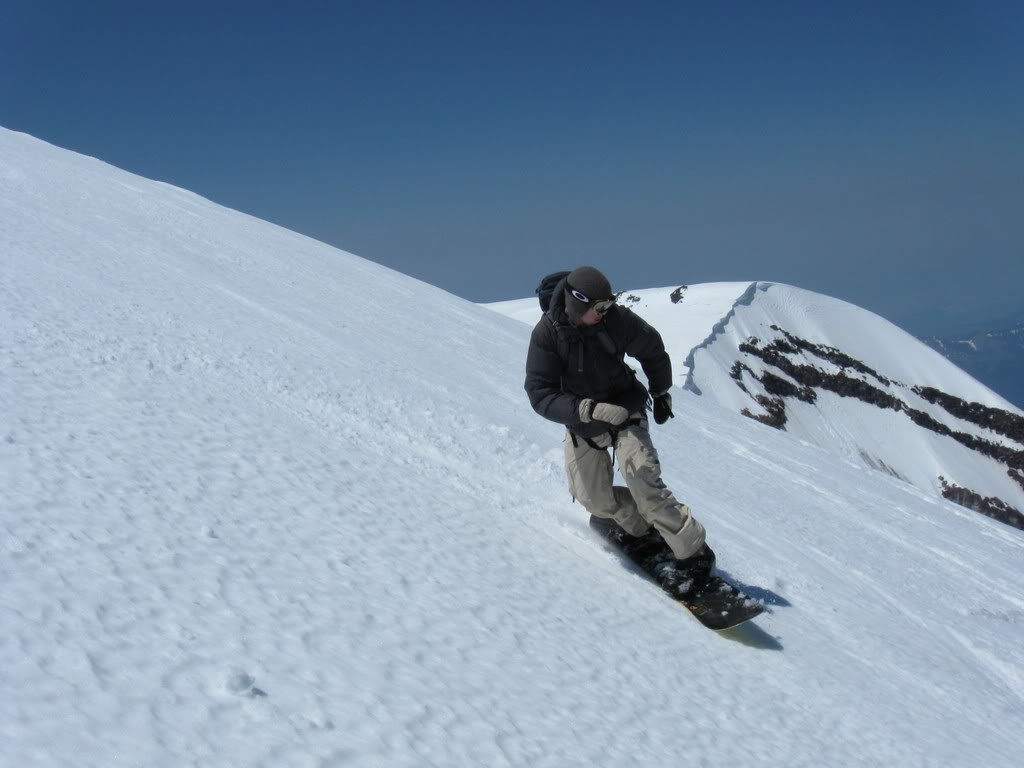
[{"left": 3, "top": 126, "right": 1023, "bottom": 766}]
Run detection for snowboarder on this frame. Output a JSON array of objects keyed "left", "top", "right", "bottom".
[{"left": 525, "top": 266, "right": 716, "bottom": 594}]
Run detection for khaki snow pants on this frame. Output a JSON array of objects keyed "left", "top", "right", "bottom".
[{"left": 564, "top": 415, "right": 706, "bottom": 560}]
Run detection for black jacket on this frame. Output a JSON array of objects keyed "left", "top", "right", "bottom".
[{"left": 524, "top": 276, "right": 673, "bottom": 438}]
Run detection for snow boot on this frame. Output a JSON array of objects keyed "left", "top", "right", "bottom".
[
  {"left": 590, "top": 517, "right": 664, "bottom": 559},
  {"left": 671, "top": 544, "right": 717, "bottom": 598}
]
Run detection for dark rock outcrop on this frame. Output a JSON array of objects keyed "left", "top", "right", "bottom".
[
  {"left": 742, "top": 396, "right": 787, "bottom": 428},
  {"left": 939, "top": 477, "right": 1024, "bottom": 531},
  {"left": 729, "top": 326, "right": 1024, "bottom": 529},
  {"left": 738, "top": 338, "right": 901, "bottom": 410},
  {"left": 1009, "top": 468, "right": 1024, "bottom": 494},
  {"left": 913, "top": 386, "right": 1024, "bottom": 444},
  {"left": 769, "top": 326, "right": 892, "bottom": 386}
]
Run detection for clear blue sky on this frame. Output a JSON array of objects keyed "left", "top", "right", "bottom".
[{"left": 3, "top": 0, "right": 1022, "bottom": 335}]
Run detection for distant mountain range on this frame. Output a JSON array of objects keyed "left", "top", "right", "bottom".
[{"left": 921, "top": 313, "right": 1024, "bottom": 411}]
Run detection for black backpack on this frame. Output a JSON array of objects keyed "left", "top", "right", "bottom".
[{"left": 535, "top": 271, "right": 571, "bottom": 312}]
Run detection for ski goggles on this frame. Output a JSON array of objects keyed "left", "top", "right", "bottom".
[{"left": 568, "top": 286, "right": 617, "bottom": 315}]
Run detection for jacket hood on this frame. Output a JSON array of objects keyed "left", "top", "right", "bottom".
[{"left": 545, "top": 275, "right": 570, "bottom": 327}]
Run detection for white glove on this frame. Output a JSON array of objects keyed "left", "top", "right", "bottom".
[{"left": 579, "top": 399, "right": 629, "bottom": 426}]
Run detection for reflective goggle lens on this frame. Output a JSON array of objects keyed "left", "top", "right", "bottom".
[{"left": 569, "top": 285, "right": 616, "bottom": 313}]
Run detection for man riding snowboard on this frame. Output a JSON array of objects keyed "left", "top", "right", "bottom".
[{"left": 525, "top": 266, "right": 715, "bottom": 594}]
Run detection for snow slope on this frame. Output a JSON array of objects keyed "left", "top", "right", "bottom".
[
  {"left": 491, "top": 282, "right": 1024, "bottom": 523},
  {"left": 4, "top": 126, "right": 1024, "bottom": 767}
]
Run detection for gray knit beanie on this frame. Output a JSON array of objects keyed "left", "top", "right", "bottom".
[{"left": 564, "top": 266, "right": 613, "bottom": 322}]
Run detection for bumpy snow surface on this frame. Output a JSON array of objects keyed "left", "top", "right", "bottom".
[{"left": 4, "top": 127, "right": 1023, "bottom": 767}]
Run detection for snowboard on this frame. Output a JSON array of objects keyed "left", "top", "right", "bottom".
[{"left": 589, "top": 515, "right": 765, "bottom": 631}]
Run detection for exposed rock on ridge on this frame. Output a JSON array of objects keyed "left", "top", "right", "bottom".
[{"left": 731, "top": 326, "right": 1024, "bottom": 531}]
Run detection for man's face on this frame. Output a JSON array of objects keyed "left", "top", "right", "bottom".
[{"left": 577, "top": 308, "right": 604, "bottom": 326}]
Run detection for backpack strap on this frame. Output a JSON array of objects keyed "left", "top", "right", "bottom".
[{"left": 577, "top": 417, "right": 646, "bottom": 464}]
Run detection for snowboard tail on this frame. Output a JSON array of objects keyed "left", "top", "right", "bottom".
[{"left": 588, "top": 515, "right": 765, "bottom": 631}]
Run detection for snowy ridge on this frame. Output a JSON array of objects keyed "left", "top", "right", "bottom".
[
  {"left": 682, "top": 283, "right": 1024, "bottom": 525},
  {"left": 681, "top": 280, "right": 765, "bottom": 395},
  {"left": 4, "top": 126, "right": 1024, "bottom": 766}
]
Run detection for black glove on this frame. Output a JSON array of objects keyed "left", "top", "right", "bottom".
[{"left": 652, "top": 392, "right": 674, "bottom": 425}]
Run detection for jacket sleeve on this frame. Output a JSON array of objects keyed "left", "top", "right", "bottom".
[
  {"left": 525, "top": 320, "right": 581, "bottom": 426},
  {"left": 621, "top": 309, "right": 673, "bottom": 394}
]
